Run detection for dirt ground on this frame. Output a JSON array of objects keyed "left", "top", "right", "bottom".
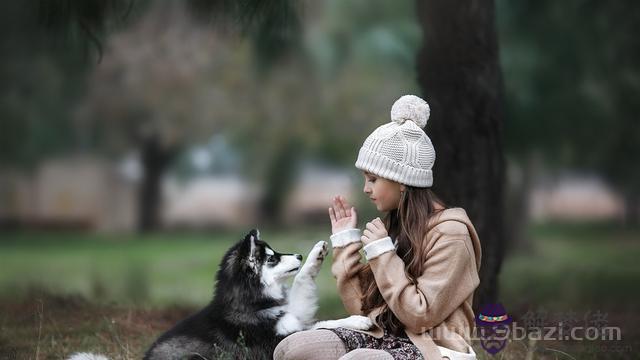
[
  {"left": 1, "top": 290, "right": 638, "bottom": 359},
  {"left": 0, "top": 291, "right": 194, "bottom": 360}
]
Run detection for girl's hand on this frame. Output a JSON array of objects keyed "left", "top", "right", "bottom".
[
  {"left": 361, "top": 218, "right": 388, "bottom": 245},
  {"left": 328, "top": 195, "right": 358, "bottom": 234}
]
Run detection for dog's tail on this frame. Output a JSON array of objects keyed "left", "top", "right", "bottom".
[{"left": 67, "top": 353, "right": 110, "bottom": 360}]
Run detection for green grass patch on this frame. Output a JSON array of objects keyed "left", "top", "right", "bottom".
[
  {"left": 0, "top": 229, "right": 347, "bottom": 319},
  {"left": 500, "top": 222, "right": 640, "bottom": 311}
]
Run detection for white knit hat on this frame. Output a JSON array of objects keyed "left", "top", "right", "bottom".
[{"left": 355, "top": 95, "right": 435, "bottom": 187}]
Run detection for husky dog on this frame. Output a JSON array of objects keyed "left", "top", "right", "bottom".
[
  {"left": 141, "top": 229, "right": 371, "bottom": 359},
  {"left": 69, "top": 229, "right": 371, "bottom": 360}
]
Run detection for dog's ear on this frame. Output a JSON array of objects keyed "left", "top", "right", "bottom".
[
  {"left": 248, "top": 228, "right": 260, "bottom": 240},
  {"left": 240, "top": 230, "right": 260, "bottom": 261}
]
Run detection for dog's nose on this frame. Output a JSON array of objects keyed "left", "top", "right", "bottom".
[{"left": 295, "top": 254, "right": 303, "bottom": 261}]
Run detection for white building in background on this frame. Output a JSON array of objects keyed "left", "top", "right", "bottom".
[
  {"left": 0, "top": 155, "right": 137, "bottom": 231},
  {"left": 283, "top": 164, "right": 357, "bottom": 224},
  {"left": 530, "top": 174, "right": 625, "bottom": 222},
  {"left": 162, "top": 163, "right": 357, "bottom": 228},
  {"left": 162, "top": 176, "right": 260, "bottom": 228}
]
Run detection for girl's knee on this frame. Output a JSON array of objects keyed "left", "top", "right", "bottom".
[
  {"left": 273, "top": 332, "right": 302, "bottom": 360},
  {"left": 339, "top": 349, "right": 394, "bottom": 360},
  {"left": 274, "top": 330, "right": 346, "bottom": 360}
]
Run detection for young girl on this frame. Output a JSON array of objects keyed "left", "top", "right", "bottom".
[{"left": 274, "top": 95, "right": 482, "bottom": 359}]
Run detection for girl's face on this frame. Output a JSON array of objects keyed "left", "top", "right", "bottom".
[{"left": 362, "top": 171, "right": 406, "bottom": 212}]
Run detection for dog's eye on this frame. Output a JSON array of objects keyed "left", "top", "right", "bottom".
[{"left": 266, "top": 255, "right": 277, "bottom": 263}]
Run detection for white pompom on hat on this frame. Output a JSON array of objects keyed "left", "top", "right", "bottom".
[
  {"left": 355, "top": 94, "right": 436, "bottom": 187},
  {"left": 390, "top": 94, "right": 431, "bottom": 127}
]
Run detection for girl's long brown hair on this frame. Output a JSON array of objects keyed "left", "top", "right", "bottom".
[{"left": 359, "top": 186, "right": 446, "bottom": 335}]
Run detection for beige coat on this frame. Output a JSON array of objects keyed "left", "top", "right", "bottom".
[{"left": 331, "top": 207, "right": 482, "bottom": 359}]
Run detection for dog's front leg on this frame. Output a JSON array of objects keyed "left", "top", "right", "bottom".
[
  {"left": 286, "top": 241, "right": 328, "bottom": 327},
  {"left": 276, "top": 313, "right": 305, "bottom": 336},
  {"left": 312, "top": 315, "right": 373, "bottom": 331}
]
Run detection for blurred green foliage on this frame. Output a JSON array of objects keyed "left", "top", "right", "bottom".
[
  {"left": 3, "top": 0, "right": 637, "bottom": 175},
  {"left": 0, "top": 3, "right": 91, "bottom": 167},
  {"left": 498, "top": 0, "right": 639, "bottom": 195}
]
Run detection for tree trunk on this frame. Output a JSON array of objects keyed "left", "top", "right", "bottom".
[
  {"left": 415, "top": 0, "right": 506, "bottom": 310},
  {"left": 138, "top": 135, "right": 174, "bottom": 232},
  {"left": 259, "top": 138, "right": 300, "bottom": 225}
]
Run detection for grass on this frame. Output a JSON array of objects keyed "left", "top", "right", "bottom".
[
  {"left": 0, "top": 222, "right": 638, "bottom": 359},
  {"left": 501, "top": 222, "right": 640, "bottom": 311},
  {"left": 0, "top": 229, "right": 345, "bottom": 317},
  {"left": 495, "top": 222, "right": 639, "bottom": 360}
]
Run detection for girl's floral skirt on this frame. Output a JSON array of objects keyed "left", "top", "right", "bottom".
[{"left": 328, "top": 327, "right": 424, "bottom": 360}]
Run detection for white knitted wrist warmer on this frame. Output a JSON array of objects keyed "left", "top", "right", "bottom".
[
  {"left": 330, "top": 229, "right": 361, "bottom": 248},
  {"left": 363, "top": 237, "right": 395, "bottom": 260}
]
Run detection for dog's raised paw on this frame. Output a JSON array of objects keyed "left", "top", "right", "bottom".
[
  {"left": 315, "top": 240, "right": 328, "bottom": 260},
  {"left": 308, "top": 241, "right": 328, "bottom": 262},
  {"left": 299, "top": 241, "right": 327, "bottom": 278}
]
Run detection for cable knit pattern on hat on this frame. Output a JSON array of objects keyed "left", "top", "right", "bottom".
[{"left": 355, "top": 95, "right": 435, "bottom": 187}]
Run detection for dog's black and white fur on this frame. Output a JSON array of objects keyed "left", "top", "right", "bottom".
[{"left": 69, "top": 229, "right": 371, "bottom": 360}]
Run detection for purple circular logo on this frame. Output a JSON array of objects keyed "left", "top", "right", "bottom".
[{"left": 476, "top": 303, "right": 512, "bottom": 355}]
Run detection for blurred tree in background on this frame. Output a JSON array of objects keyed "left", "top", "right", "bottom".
[
  {"left": 2, "top": 0, "right": 303, "bottom": 231},
  {"left": 499, "top": 0, "right": 640, "bottom": 225},
  {"left": 76, "top": 2, "right": 258, "bottom": 231}
]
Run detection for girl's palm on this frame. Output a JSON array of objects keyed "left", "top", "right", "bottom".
[{"left": 329, "top": 196, "right": 358, "bottom": 234}]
